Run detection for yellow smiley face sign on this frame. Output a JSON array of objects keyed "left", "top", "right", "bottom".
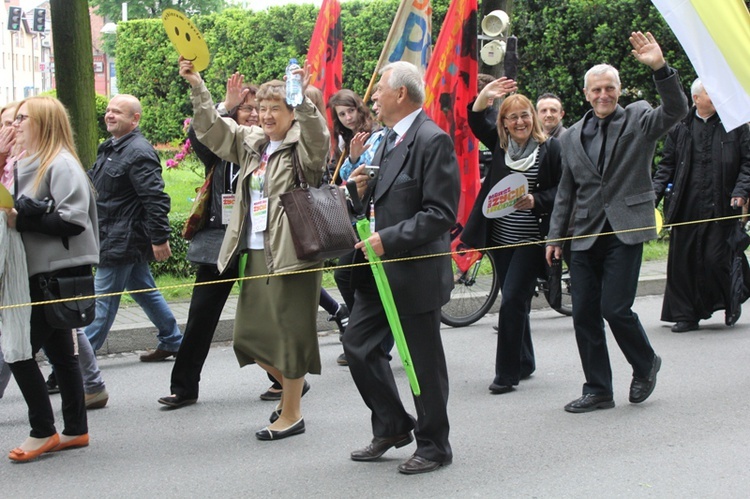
[
  {"left": 162, "top": 9, "right": 210, "bottom": 72},
  {"left": 0, "top": 183, "right": 13, "bottom": 209}
]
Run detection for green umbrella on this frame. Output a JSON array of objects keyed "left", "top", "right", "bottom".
[{"left": 356, "top": 218, "right": 421, "bottom": 396}]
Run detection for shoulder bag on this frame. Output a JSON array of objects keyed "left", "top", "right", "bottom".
[
  {"left": 38, "top": 265, "right": 96, "bottom": 329},
  {"left": 279, "top": 146, "right": 357, "bottom": 261},
  {"left": 182, "top": 166, "right": 215, "bottom": 240}
]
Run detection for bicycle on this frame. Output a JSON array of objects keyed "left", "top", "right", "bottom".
[{"left": 440, "top": 250, "right": 572, "bottom": 328}]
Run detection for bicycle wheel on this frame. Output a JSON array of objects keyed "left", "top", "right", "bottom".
[{"left": 441, "top": 251, "right": 500, "bottom": 327}]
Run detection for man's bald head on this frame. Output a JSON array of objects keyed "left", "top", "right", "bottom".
[{"left": 105, "top": 94, "right": 142, "bottom": 139}]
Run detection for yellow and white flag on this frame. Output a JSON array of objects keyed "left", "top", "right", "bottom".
[
  {"left": 380, "top": 0, "right": 432, "bottom": 73},
  {"left": 652, "top": 0, "right": 750, "bottom": 131}
]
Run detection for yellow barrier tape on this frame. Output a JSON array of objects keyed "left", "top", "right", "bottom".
[{"left": 0, "top": 212, "right": 745, "bottom": 312}]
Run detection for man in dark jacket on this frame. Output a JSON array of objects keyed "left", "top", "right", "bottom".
[
  {"left": 536, "top": 93, "right": 567, "bottom": 139},
  {"left": 653, "top": 79, "right": 750, "bottom": 332},
  {"left": 84, "top": 94, "right": 183, "bottom": 361}
]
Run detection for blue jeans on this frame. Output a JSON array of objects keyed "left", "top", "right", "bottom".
[
  {"left": 84, "top": 263, "right": 182, "bottom": 353},
  {"left": 76, "top": 330, "right": 106, "bottom": 394}
]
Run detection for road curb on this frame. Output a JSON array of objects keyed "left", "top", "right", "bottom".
[{"left": 96, "top": 275, "right": 666, "bottom": 355}]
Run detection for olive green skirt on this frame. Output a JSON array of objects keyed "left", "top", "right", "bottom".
[{"left": 233, "top": 250, "right": 322, "bottom": 378}]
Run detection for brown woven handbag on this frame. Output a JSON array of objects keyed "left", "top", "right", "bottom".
[{"left": 279, "top": 146, "right": 357, "bottom": 260}]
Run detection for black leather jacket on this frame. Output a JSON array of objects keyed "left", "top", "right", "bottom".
[{"left": 88, "top": 128, "right": 171, "bottom": 266}]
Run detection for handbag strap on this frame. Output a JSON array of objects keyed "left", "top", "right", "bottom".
[{"left": 288, "top": 144, "right": 308, "bottom": 189}]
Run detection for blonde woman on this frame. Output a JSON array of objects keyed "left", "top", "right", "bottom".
[
  {"left": 3, "top": 96, "right": 98, "bottom": 461},
  {"left": 462, "top": 84, "right": 562, "bottom": 395}
]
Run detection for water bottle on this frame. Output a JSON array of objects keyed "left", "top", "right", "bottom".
[
  {"left": 285, "top": 58, "right": 303, "bottom": 107},
  {"left": 663, "top": 182, "right": 673, "bottom": 215}
]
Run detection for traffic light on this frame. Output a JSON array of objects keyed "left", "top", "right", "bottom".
[
  {"left": 32, "top": 8, "right": 46, "bottom": 33},
  {"left": 7, "top": 6, "right": 22, "bottom": 32}
]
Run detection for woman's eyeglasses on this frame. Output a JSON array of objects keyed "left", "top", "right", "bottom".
[
  {"left": 14, "top": 114, "right": 30, "bottom": 124},
  {"left": 503, "top": 112, "right": 532, "bottom": 123}
]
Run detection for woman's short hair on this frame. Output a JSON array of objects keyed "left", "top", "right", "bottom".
[
  {"left": 328, "top": 89, "right": 376, "bottom": 149},
  {"left": 496, "top": 94, "right": 547, "bottom": 150},
  {"left": 16, "top": 96, "right": 84, "bottom": 191},
  {"left": 257, "top": 80, "right": 293, "bottom": 111}
]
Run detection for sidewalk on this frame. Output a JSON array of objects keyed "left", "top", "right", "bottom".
[{"left": 98, "top": 258, "right": 668, "bottom": 355}]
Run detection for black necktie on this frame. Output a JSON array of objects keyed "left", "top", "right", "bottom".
[
  {"left": 384, "top": 129, "right": 398, "bottom": 154},
  {"left": 586, "top": 117, "right": 607, "bottom": 172}
]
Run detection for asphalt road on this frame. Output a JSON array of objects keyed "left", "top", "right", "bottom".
[{"left": 1, "top": 294, "right": 749, "bottom": 497}]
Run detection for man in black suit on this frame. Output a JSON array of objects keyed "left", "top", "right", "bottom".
[{"left": 343, "top": 61, "right": 459, "bottom": 475}]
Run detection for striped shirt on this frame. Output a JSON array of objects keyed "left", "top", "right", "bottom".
[{"left": 490, "top": 154, "right": 542, "bottom": 246}]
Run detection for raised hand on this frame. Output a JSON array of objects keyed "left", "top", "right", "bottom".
[
  {"left": 473, "top": 77, "right": 518, "bottom": 111},
  {"left": 349, "top": 131, "right": 372, "bottom": 162},
  {"left": 629, "top": 31, "right": 666, "bottom": 71},
  {"left": 224, "top": 72, "right": 250, "bottom": 111},
  {"left": 0, "top": 126, "right": 15, "bottom": 156},
  {"left": 178, "top": 56, "right": 203, "bottom": 87}
]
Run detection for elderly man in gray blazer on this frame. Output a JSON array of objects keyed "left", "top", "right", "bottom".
[{"left": 545, "top": 32, "right": 688, "bottom": 413}]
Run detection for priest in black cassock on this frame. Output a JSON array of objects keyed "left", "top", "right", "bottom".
[{"left": 653, "top": 79, "right": 750, "bottom": 333}]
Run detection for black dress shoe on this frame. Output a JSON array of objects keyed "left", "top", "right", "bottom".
[
  {"left": 671, "top": 321, "right": 699, "bottom": 333},
  {"left": 488, "top": 383, "right": 514, "bottom": 394},
  {"left": 140, "top": 349, "right": 177, "bottom": 362},
  {"left": 269, "top": 407, "right": 281, "bottom": 424},
  {"left": 397, "top": 454, "right": 451, "bottom": 475},
  {"left": 158, "top": 394, "right": 198, "bottom": 409},
  {"left": 259, "top": 379, "right": 310, "bottom": 401},
  {"left": 259, "top": 388, "right": 282, "bottom": 401},
  {"left": 350, "top": 433, "right": 414, "bottom": 461},
  {"left": 629, "top": 355, "right": 662, "bottom": 403},
  {"left": 564, "top": 393, "right": 615, "bottom": 413},
  {"left": 268, "top": 380, "right": 311, "bottom": 423},
  {"left": 255, "top": 418, "right": 305, "bottom": 440}
]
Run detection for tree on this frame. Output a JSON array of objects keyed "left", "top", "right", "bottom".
[
  {"left": 512, "top": 0, "right": 696, "bottom": 123},
  {"left": 90, "top": 0, "right": 227, "bottom": 21},
  {"left": 50, "top": 0, "right": 98, "bottom": 169}
]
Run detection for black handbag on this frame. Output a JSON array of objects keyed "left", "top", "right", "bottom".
[
  {"left": 186, "top": 226, "right": 225, "bottom": 265},
  {"left": 39, "top": 268, "right": 96, "bottom": 329},
  {"left": 279, "top": 147, "right": 358, "bottom": 261}
]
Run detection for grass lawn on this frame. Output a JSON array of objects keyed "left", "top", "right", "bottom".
[
  {"left": 162, "top": 160, "right": 205, "bottom": 216},
  {"left": 644, "top": 238, "right": 670, "bottom": 261}
]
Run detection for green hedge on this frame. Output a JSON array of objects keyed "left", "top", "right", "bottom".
[
  {"left": 42, "top": 89, "right": 111, "bottom": 146},
  {"left": 114, "top": 0, "right": 696, "bottom": 155},
  {"left": 114, "top": 0, "right": 452, "bottom": 144},
  {"left": 513, "top": 0, "right": 696, "bottom": 124}
]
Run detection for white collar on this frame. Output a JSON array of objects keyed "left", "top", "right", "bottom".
[{"left": 391, "top": 108, "right": 422, "bottom": 141}]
